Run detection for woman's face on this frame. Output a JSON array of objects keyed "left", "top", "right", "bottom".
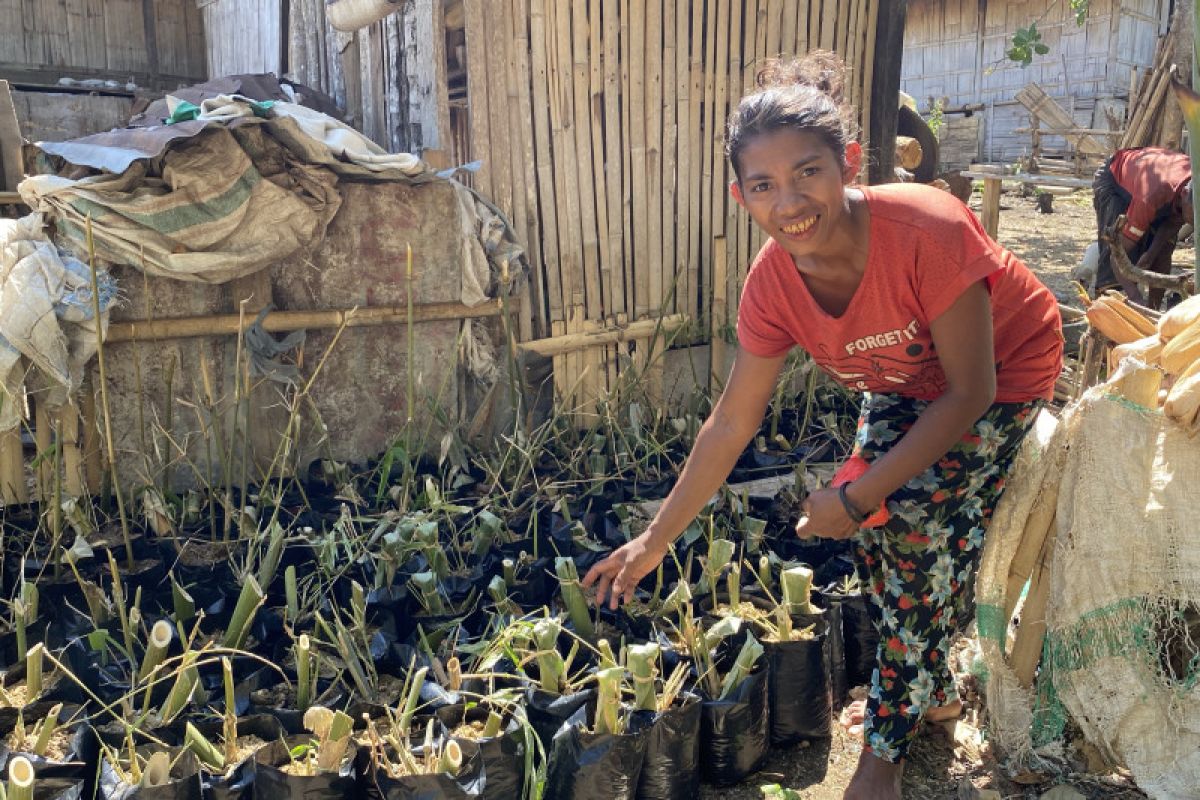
[{"left": 732, "top": 128, "right": 860, "bottom": 260}]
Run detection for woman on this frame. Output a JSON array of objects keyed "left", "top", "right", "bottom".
[{"left": 581, "top": 53, "right": 1063, "bottom": 799}]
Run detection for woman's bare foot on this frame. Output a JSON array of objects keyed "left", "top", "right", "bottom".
[
  {"left": 843, "top": 749, "right": 903, "bottom": 799},
  {"left": 838, "top": 698, "right": 963, "bottom": 737}
]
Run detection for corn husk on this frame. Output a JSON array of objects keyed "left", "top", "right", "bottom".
[
  {"left": 1086, "top": 297, "right": 1148, "bottom": 344},
  {"left": 1108, "top": 334, "right": 1164, "bottom": 373},
  {"left": 1164, "top": 358, "right": 1200, "bottom": 429},
  {"left": 1161, "top": 318, "right": 1200, "bottom": 375},
  {"left": 1158, "top": 294, "right": 1200, "bottom": 340}
]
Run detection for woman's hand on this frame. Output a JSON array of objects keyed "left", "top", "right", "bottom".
[
  {"left": 582, "top": 533, "right": 670, "bottom": 609},
  {"left": 795, "top": 487, "right": 859, "bottom": 540}
]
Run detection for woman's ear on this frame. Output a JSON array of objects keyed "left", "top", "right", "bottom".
[
  {"left": 842, "top": 141, "right": 863, "bottom": 183},
  {"left": 729, "top": 179, "right": 745, "bottom": 207}
]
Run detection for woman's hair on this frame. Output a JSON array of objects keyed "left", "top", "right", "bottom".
[{"left": 726, "top": 51, "right": 858, "bottom": 180}]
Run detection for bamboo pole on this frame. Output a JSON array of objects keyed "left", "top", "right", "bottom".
[
  {"left": 646, "top": 0, "right": 664, "bottom": 324},
  {"left": 104, "top": 301, "right": 505, "bottom": 343},
  {"left": 61, "top": 402, "right": 84, "bottom": 497},
  {"left": 80, "top": 380, "right": 103, "bottom": 494},
  {"left": 529, "top": 0, "right": 563, "bottom": 324},
  {"left": 732, "top": 0, "right": 750, "bottom": 288},
  {"left": 463, "top": 0, "right": 492, "bottom": 197},
  {"left": 630, "top": 0, "right": 649, "bottom": 319},
  {"left": 603, "top": 0, "right": 625, "bottom": 321},
  {"left": 687, "top": 0, "right": 704, "bottom": 326},
  {"left": 524, "top": 314, "right": 689, "bottom": 357},
  {"left": 861, "top": 0, "right": 880, "bottom": 176},
  {"left": 663, "top": 0, "right": 679, "bottom": 317},
  {"left": 781, "top": 0, "right": 799, "bottom": 55},
  {"left": 699, "top": 0, "right": 718, "bottom": 329},
  {"left": 33, "top": 400, "right": 51, "bottom": 502},
  {"left": 511, "top": 0, "right": 542, "bottom": 339}
]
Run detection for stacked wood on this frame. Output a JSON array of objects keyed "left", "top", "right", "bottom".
[{"left": 1121, "top": 33, "right": 1178, "bottom": 149}]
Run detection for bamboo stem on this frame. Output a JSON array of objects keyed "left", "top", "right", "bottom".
[
  {"left": 593, "top": 666, "right": 624, "bottom": 735},
  {"left": 184, "top": 722, "right": 225, "bottom": 771},
  {"left": 627, "top": 642, "right": 659, "bottom": 711},
  {"left": 138, "top": 620, "right": 173, "bottom": 684},
  {"left": 25, "top": 644, "right": 43, "bottom": 699},
  {"left": 295, "top": 635, "right": 314, "bottom": 712},
  {"left": 554, "top": 557, "right": 595, "bottom": 638},
  {"left": 222, "top": 657, "right": 237, "bottom": 763},
  {"left": 437, "top": 740, "right": 463, "bottom": 775},
  {"left": 32, "top": 703, "right": 62, "bottom": 756},
  {"left": 6, "top": 756, "right": 33, "bottom": 800},
  {"left": 285, "top": 566, "right": 299, "bottom": 622}
]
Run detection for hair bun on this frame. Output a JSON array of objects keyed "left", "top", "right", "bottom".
[{"left": 755, "top": 51, "right": 846, "bottom": 105}]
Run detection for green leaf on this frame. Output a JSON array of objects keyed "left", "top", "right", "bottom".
[
  {"left": 290, "top": 743, "right": 312, "bottom": 759},
  {"left": 1034, "top": 43, "right": 1050, "bottom": 54}
]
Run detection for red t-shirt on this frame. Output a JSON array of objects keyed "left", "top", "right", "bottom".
[
  {"left": 737, "top": 183, "right": 1063, "bottom": 402},
  {"left": 1109, "top": 147, "right": 1191, "bottom": 242}
]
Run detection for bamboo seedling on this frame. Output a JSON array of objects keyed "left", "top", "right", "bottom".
[
  {"left": 285, "top": 566, "right": 299, "bottom": 621},
  {"left": 157, "top": 651, "right": 200, "bottom": 725},
  {"left": 138, "top": 620, "right": 174, "bottom": 684},
  {"left": 487, "top": 575, "right": 521, "bottom": 616},
  {"left": 184, "top": 722, "right": 225, "bottom": 771},
  {"left": 6, "top": 755, "right": 33, "bottom": 800},
  {"left": 171, "top": 577, "right": 196, "bottom": 626},
  {"left": 781, "top": 566, "right": 818, "bottom": 617},
  {"left": 409, "top": 571, "right": 447, "bottom": 616},
  {"left": 554, "top": 557, "right": 595, "bottom": 638},
  {"left": 25, "top": 644, "right": 43, "bottom": 700},
  {"left": 718, "top": 633, "right": 764, "bottom": 700},
  {"left": 302, "top": 706, "right": 354, "bottom": 773},
  {"left": 699, "top": 536, "right": 737, "bottom": 606},
  {"left": 221, "top": 576, "right": 264, "bottom": 649},
  {"left": 295, "top": 634, "right": 316, "bottom": 713},
  {"left": 532, "top": 617, "right": 569, "bottom": 695},
  {"left": 593, "top": 667, "right": 625, "bottom": 735},
  {"left": 12, "top": 581, "right": 37, "bottom": 662},
  {"left": 254, "top": 522, "right": 286, "bottom": 590},
  {"left": 222, "top": 657, "right": 237, "bottom": 763},
  {"left": 627, "top": 643, "right": 659, "bottom": 711}
]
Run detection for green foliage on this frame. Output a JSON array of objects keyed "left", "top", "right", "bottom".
[
  {"left": 924, "top": 97, "right": 945, "bottom": 140},
  {"left": 1007, "top": 22, "right": 1050, "bottom": 66}
]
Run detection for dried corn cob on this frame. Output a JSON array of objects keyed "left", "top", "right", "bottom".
[
  {"left": 1086, "top": 299, "right": 1146, "bottom": 344},
  {"left": 1161, "top": 318, "right": 1200, "bottom": 375},
  {"left": 1158, "top": 294, "right": 1200, "bottom": 340},
  {"left": 1164, "top": 358, "right": 1200, "bottom": 429},
  {"left": 1108, "top": 334, "right": 1164, "bottom": 373}
]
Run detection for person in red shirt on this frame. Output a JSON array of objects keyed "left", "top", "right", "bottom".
[
  {"left": 583, "top": 51, "right": 1063, "bottom": 798},
  {"left": 1092, "top": 147, "right": 1192, "bottom": 306}
]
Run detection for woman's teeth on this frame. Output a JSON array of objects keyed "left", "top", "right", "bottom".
[{"left": 781, "top": 216, "right": 817, "bottom": 235}]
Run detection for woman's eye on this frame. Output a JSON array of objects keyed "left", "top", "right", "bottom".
[
  {"left": 800, "top": 166, "right": 819, "bottom": 177},
  {"left": 751, "top": 182, "right": 771, "bottom": 193}
]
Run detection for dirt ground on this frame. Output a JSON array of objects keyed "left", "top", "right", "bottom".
[{"left": 700, "top": 186, "right": 1164, "bottom": 800}]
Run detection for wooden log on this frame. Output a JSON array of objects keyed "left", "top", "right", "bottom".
[
  {"left": 1103, "top": 217, "right": 1195, "bottom": 295},
  {"left": 896, "top": 134, "right": 923, "bottom": 170},
  {"left": 105, "top": 301, "right": 506, "bottom": 343},
  {"left": 0, "top": 424, "right": 26, "bottom": 506},
  {"left": 522, "top": 313, "right": 689, "bottom": 356},
  {"left": 866, "top": 0, "right": 902, "bottom": 185}
]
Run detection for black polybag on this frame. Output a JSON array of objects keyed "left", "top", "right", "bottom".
[
  {"left": 361, "top": 739, "right": 486, "bottom": 800},
  {"left": 523, "top": 687, "right": 593, "bottom": 750},
  {"left": 98, "top": 748, "right": 204, "bottom": 800},
  {"left": 193, "top": 714, "right": 283, "bottom": 800},
  {"left": 766, "top": 632, "right": 832, "bottom": 744},
  {"left": 543, "top": 705, "right": 649, "bottom": 800},
  {"left": 634, "top": 693, "right": 701, "bottom": 800},
  {"left": 436, "top": 704, "right": 526, "bottom": 800},
  {"left": 699, "top": 667, "right": 770, "bottom": 786},
  {"left": 17, "top": 777, "right": 84, "bottom": 799},
  {"left": 824, "top": 601, "right": 849, "bottom": 705},
  {"left": 839, "top": 593, "right": 879, "bottom": 689},
  {"left": 252, "top": 737, "right": 357, "bottom": 799},
  {"left": 0, "top": 702, "right": 91, "bottom": 778}
]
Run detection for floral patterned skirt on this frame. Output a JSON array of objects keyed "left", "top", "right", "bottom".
[{"left": 849, "top": 393, "right": 1042, "bottom": 763}]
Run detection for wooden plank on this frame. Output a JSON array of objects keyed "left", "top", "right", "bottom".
[
  {"left": 80, "top": 380, "right": 103, "bottom": 495},
  {"left": 463, "top": 0, "right": 493, "bottom": 197},
  {"left": 529, "top": 0, "right": 563, "bottom": 323},
  {"left": 836, "top": 0, "right": 851, "bottom": 57},
  {"left": 34, "top": 399, "right": 51, "bottom": 502},
  {"left": 698, "top": 0, "right": 719, "bottom": 330},
  {"left": 0, "top": 81, "right": 23, "bottom": 193},
  {"left": 645, "top": 0, "right": 663, "bottom": 319},
  {"left": 686, "top": 0, "right": 703, "bottom": 326},
  {"left": 61, "top": 401, "right": 83, "bottom": 497},
  {"left": 781, "top": 0, "right": 799, "bottom": 55},
  {"left": 820, "top": 0, "right": 836, "bottom": 49},
  {"left": 0, "top": 424, "right": 25, "bottom": 506},
  {"left": 809, "top": 0, "right": 820, "bottom": 56},
  {"left": 511, "top": 0, "right": 544, "bottom": 339},
  {"left": 0, "top": 0, "right": 26, "bottom": 63},
  {"left": 764, "top": 0, "right": 783, "bottom": 63},
  {"left": 846, "top": 0, "right": 862, "bottom": 109},
  {"left": 486, "top": 0, "right": 515, "bottom": 220},
  {"left": 732, "top": 0, "right": 750, "bottom": 292},
  {"left": 662, "top": 0, "right": 678, "bottom": 315},
  {"left": 65, "top": 0, "right": 106, "bottom": 71},
  {"left": 711, "top": 236, "right": 728, "bottom": 394},
  {"left": 603, "top": 0, "right": 625, "bottom": 319},
  {"left": 630, "top": 0, "right": 648, "bottom": 319},
  {"left": 672, "top": 0, "right": 690, "bottom": 317},
  {"left": 861, "top": 0, "right": 879, "bottom": 181}
]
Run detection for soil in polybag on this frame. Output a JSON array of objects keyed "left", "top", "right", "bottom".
[
  {"left": 543, "top": 704, "right": 649, "bottom": 800},
  {"left": 0, "top": 701, "right": 92, "bottom": 779},
  {"left": 766, "top": 631, "right": 831, "bottom": 744},
  {"left": 252, "top": 736, "right": 357, "bottom": 799},
  {"left": 699, "top": 667, "right": 770, "bottom": 786},
  {"left": 436, "top": 703, "right": 526, "bottom": 800},
  {"left": 192, "top": 714, "right": 283, "bottom": 800},
  {"left": 523, "top": 687, "right": 593, "bottom": 750},
  {"left": 361, "top": 738, "right": 486, "bottom": 800},
  {"left": 98, "top": 747, "right": 204, "bottom": 800},
  {"left": 635, "top": 693, "right": 701, "bottom": 800}
]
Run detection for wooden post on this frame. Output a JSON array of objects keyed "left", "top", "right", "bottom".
[
  {"left": 867, "top": 0, "right": 906, "bottom": 185},
  {"left": 0, "top": 425, "right": 26, "bottom": 505},
  {"left": 33, "top": 400, "right": 52, "bottom": 502},
  {"left": 980, "top": 176, "right": 1001, "bottom": 239},
  {"left": 711, "top": 236, "right": 728, "bottom": 395},
  {"left": 61, "top": 402, "right": 84, "bottom": 497}
]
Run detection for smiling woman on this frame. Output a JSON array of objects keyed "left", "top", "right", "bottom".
[{"left": 582, "top": 51, "right": 1064, "bottom": 800}]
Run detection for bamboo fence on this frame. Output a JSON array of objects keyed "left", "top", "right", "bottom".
[{"left": 453, "top": 0, "right": 881, "bottom": 412}]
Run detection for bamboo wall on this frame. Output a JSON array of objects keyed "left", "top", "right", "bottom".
[{"left": 452, "top": 0, "right": 882, "bottom": 408}]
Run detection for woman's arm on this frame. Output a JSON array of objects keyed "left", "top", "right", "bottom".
[
  {"left": 797, "top": 281, "right": 997, "bottom": 539},
  {"left": 583, "top": 349, "right": 788, "bottom": 607}
]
